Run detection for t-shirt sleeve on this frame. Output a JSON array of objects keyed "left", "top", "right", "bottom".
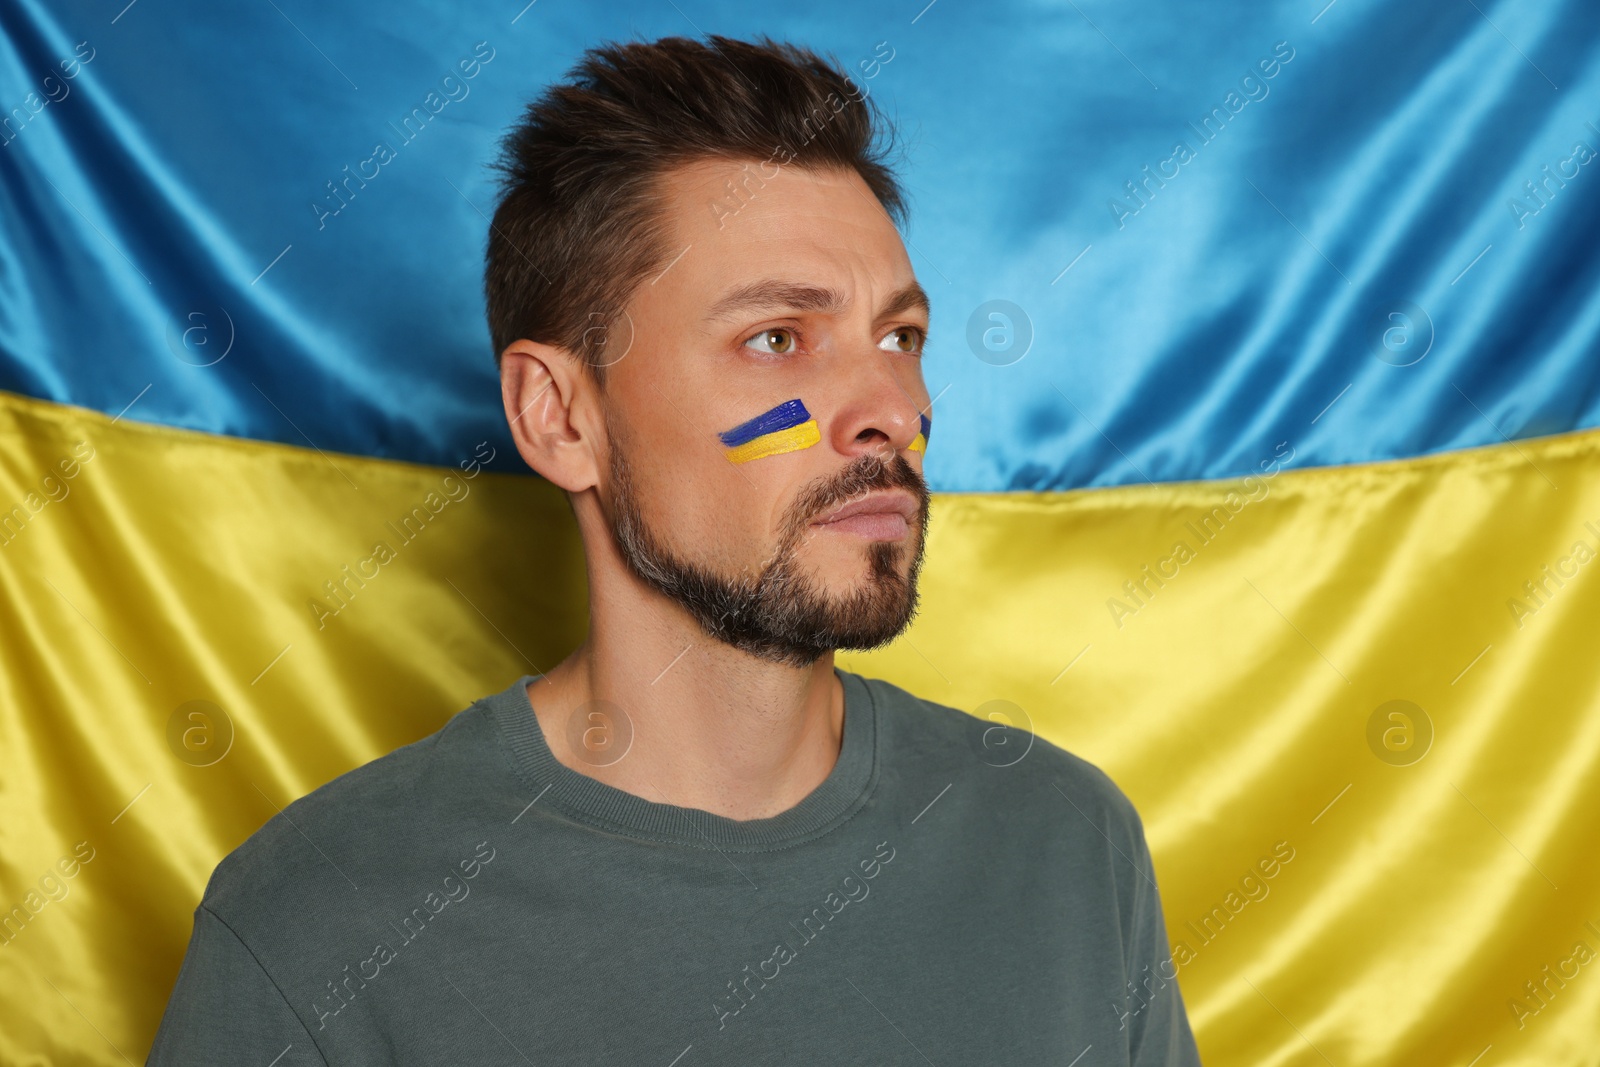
[
  {"left": 1125, "top": 817, "right": 1203, "bottom": 1066},
  {"left": 147, "top": 903, "right": 329, "bottom": 1067}
]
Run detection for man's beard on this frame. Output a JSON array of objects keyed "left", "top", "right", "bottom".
[{"left": 602, "top": 413, "right": 931, "bottom": 669}]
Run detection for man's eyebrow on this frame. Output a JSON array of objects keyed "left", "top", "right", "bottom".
[{"left": 703, "top": 279, "right": 930, "bottom": 324}]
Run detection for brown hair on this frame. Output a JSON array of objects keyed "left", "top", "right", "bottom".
[{"left": 482, "top": 33, "right": 908, "bottom": 386}]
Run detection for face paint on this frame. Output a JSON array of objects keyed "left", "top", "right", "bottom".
[
  {"left": 719, "top": 398, "right": 821, "bottom": 465},
  {"left": 907, "top": 412, "right": 931, "bottom": 453}
]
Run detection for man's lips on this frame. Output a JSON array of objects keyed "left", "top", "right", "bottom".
[{"left": 811, "top": 491, "right": 919, "bottom": 539}]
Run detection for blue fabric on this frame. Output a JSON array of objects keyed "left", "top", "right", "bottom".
[{"left": 2, "top": 0, "right": 1596, "bottom": 490}]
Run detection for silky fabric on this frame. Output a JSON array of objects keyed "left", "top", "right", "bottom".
[
  {"left": 1, "top": 389, "right": 1597, "bottom": 1064},
  {"left": 4, "top": 0, "right": 1599, "bottom": 1063},
  {"left": 3, "top": 0, "right": 1598, "bottom": 488}
]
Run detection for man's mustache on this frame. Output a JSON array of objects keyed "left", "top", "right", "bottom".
[{"left": 794, "top": 451, "right": 927, "bottom": 530}]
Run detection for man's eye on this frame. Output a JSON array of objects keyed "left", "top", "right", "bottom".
[
  {"left": 879, "top": 326, "right": 925, "bottom": 355},
  {"left": 744, "top": 328, "right": 796, "bottom": 355}
]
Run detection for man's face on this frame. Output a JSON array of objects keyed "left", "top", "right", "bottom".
[{"left": 597, "top": 158, "right": 933, "bottom": 669}]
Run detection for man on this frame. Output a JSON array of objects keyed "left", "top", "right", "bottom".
[{"left": 150, "top": 33, "right": 1200, "bottom": 1065}]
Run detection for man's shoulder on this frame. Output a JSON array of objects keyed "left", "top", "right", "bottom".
[
  {"left": 848, "top": 668, "right": 1143, "bottom": 834},
  {"left": 198, "top": 684, "right": 515, "bottom": 922}
]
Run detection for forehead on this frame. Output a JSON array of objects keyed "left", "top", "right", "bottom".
[{"left": 647, "top": 157, "right": 916, "bottom": 311}]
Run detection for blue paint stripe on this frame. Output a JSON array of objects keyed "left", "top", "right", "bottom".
[
  {"left": 920, "top": 412, "right": 931, "bottom": 443},
  {"left": 718, "top": 398, "right": 812, "bottom": 447}
]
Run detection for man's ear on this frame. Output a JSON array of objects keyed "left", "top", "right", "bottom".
[{"left": 499, "top": 339, "right": 600, "bottom": 494}]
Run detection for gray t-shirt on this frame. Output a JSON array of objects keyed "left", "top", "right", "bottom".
[{"left": 149, "top": 668, "right": 1200, "bottom": 1065}]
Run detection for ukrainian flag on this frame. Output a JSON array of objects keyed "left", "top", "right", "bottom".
[
  {"left": 3, "top": 2, "right": 1598, "bottom": 1064},
  {"left": 720, "top": 398, "right": 824, "bottom": 465}
]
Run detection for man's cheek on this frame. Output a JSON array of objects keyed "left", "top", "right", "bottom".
[{"left": 718, "top": 398, "right": 821, "bottom": 465}]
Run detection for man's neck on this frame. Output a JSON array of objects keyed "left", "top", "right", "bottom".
[{"left": 526, "top": 634, "right": 846, "bottom": 822}]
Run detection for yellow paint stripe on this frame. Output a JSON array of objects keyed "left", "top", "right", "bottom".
[{"left": 722, "top": 419, "right": 821, "bottom": 464}]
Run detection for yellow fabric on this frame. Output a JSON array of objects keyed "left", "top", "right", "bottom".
[{"left": 1, "top": 387, "right": 1597, "bottom": 1065}]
